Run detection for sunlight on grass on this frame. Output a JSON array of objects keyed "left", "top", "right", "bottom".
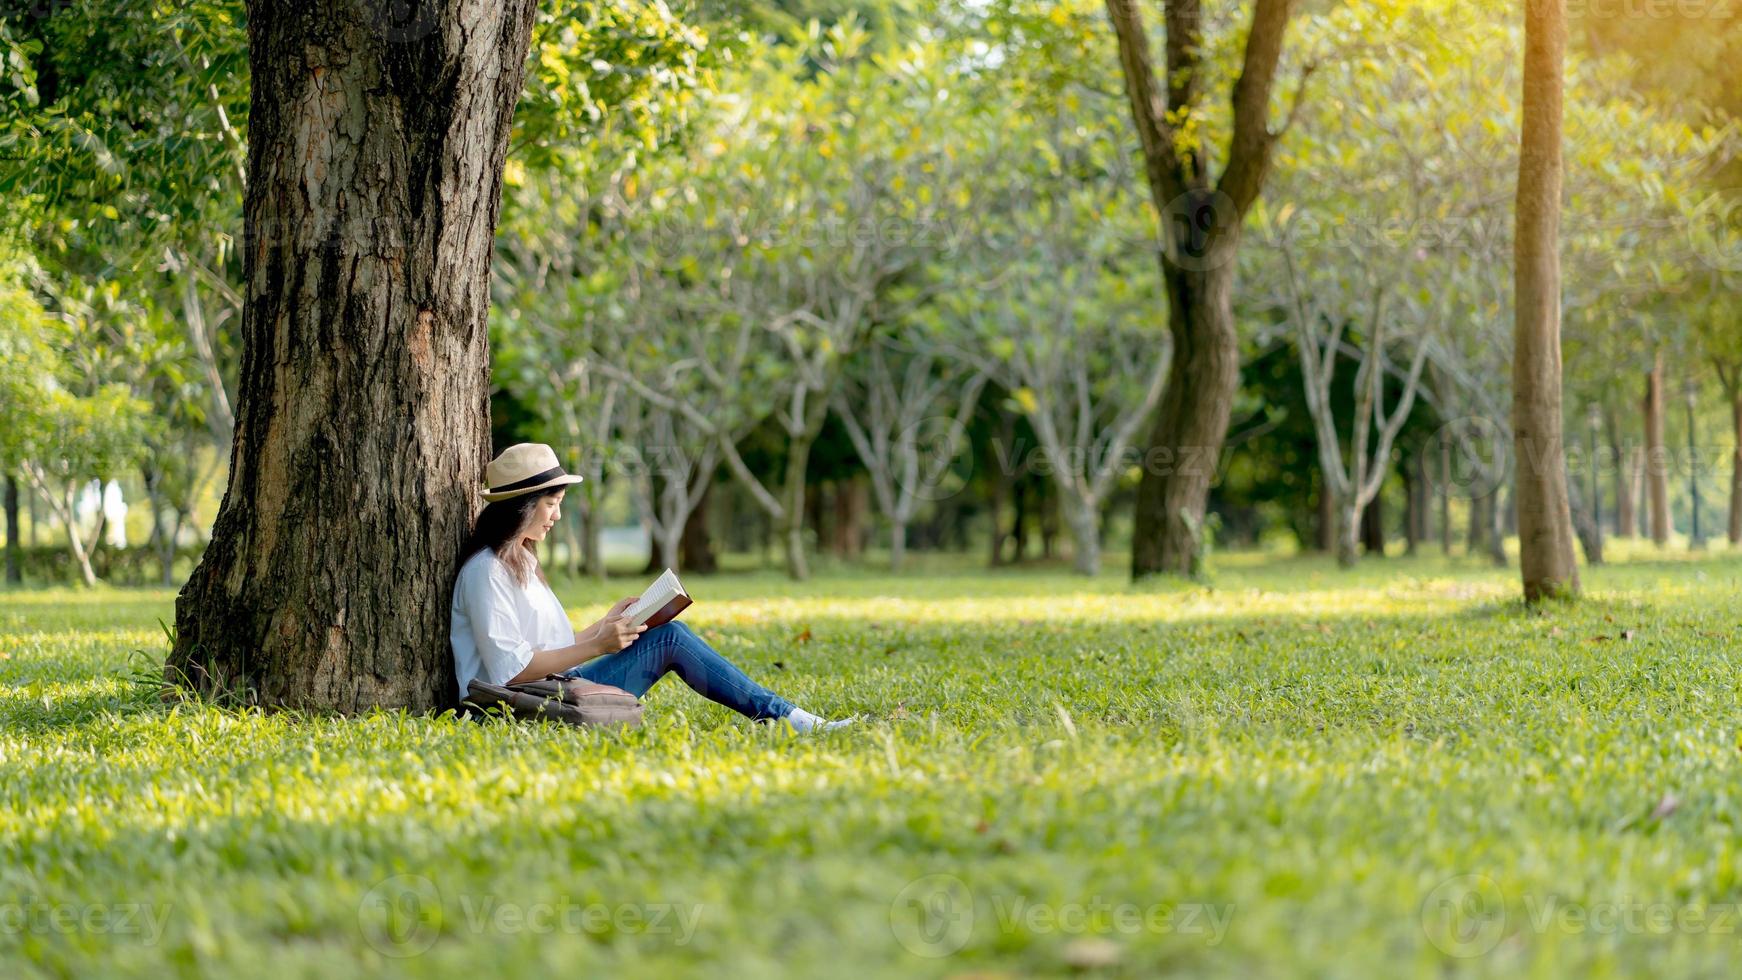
[{"left": 2, "top": 551, "right": 1741, "bottom": 977}]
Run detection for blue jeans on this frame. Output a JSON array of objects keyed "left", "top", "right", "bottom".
[{"left": 564, "top": 621, "right": 794, "bottom": 722}]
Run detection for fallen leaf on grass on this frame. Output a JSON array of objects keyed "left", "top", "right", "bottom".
[
  {"left": 1061, "top": 937, "right": 1123, "bottom": 970},
  {"left": 1650, "top": 793, "right": 1681, "bottom": 821}
]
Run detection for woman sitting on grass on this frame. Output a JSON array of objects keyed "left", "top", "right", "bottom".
[{"left": 450, "top": 443, "right": 852, "bottom": 732}]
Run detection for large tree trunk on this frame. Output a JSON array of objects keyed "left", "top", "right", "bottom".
[
  {"left": 1511, "top": 0, "right": 1579, "bottom": 601},
  {"left": 1131, "top": 265, "right": 1242, "bottom": 578},
  {"left": 4, "top": 473, "right": 18, "bottom": 585},
  {"left": 1105, "top": 0, "right": 1295, "bottom": 581},
  {"left": 1645, "top": 355, "right": 1671, "bottom": 546},
  {"left": 168, "top": 0, "right": 539, "bottom": 711}
]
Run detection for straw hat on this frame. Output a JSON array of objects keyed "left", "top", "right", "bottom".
[{"left": 481, "top": 443, "right": 584, "bottom": 502}]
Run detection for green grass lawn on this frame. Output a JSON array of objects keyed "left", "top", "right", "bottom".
[{"left": 3, "top": 548, "right": 1741, "bottom": 978}]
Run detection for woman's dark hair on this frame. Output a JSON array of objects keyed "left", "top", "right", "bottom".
[{"left": 458, "top": 486, "right": 563, "bottom": 587}]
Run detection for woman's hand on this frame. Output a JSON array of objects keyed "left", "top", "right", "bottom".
[
  {"left": 606, "top": 595, "right": 640, "bottom": 618},
  {"left": 594, "top": 613, "right": 647, "bottom": 655}
]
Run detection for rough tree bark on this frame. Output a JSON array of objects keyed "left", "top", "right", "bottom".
[
  {"left": 1715, "top": 359, "right": 1741, "bottom": 545},
  {"left": 1511, "top": 0, "right": 1579, "bottom": 601},
  {"left": 167, "top": 0, "right": 540, "bottom": 710},
  {"left": 1731, "top": 387, "right": 1742, "bottom": 546},
  {"left": 1360, "top": 488, "right": 1386, "bottom": 557},
  {"left": 680, "top": 482, "right": 718, "bottom": 574},
  {"left": 4, "top": 474, "right": 18, "bottom": 584},
  {"left": 1104, "top": 0, "right": 1301, "bottom": 579},
  {"left": 1644, "top": 354, "right": 1671, "bottom": 546}
]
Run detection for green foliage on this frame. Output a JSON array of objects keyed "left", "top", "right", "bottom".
[{"left": 6, "top": 554, "right": 1742, "bottom": 974}]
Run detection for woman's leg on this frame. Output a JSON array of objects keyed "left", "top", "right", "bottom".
[{"left": 567, "top": 621, "right": 795, "bottom": 722}]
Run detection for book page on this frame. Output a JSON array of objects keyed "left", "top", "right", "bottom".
[{"left": 625, "top": 568, "right": 682, "bottom": 627}]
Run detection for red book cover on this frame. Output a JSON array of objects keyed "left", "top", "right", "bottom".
[{"left": 642, "top": 593, "right": 692, "bottom": 629}]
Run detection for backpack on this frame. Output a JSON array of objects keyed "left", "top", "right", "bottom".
[{"left": 464, "top": 675, "right": 644, "bottom": 728}]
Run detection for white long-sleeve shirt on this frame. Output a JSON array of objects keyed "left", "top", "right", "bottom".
[{"left": 450, "top": 549, "right": 576, "bottom": 694}]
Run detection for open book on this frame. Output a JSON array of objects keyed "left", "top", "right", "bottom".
[{"left": 623, "top": 568, "right": 692, "bottom": 629}]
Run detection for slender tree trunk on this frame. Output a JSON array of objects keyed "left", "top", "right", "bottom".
[
  {"left": 1439, "top": 436, "right": 1453, "bottom": 555},
  {"left": 1335, "top": 497, "right": 1360, "bottom": 568},
  {"left": 1569, "top": 470, "right": 1604, "bottom": 565},
  {"left": 1039, "top": 486, "right": 1059, "bottom": 560},
  {"left": 26, "top": 480, "right": 38, "bottom": 547},
  {"left": 1318, "top": 476, "right": 1336, "bottom": 552},
  {"left": 1610, "top": 406, "right": 1637, "bottom": 537},
  {"left": 988, "top": 475, "right": 1007, "bottom": 568},
  {"left": 163, "top": 509, "right": 185, "bottom": 586},
  {"left": 1645, "top": 355, "right": 1671, "bottom": 546},
  {"left": 1511, "top": 0, "right": 1579, "bottom": 600},
  {"left": 562, "top": 509, "right": 582, "bottom": 578},
  {"left": 4, "top": 474, "right": 19, "bottom": 585},
  {"left": 680, "top": 480, "right": 718, "bottom": 574},
  {"left": 1362, "top": 487, "right": 1386, "bottom": 556},
  {"left": 1063, "top": 495, "right": 1101, "bottom": 576},
  {"left": 1469, "top": 487, "right": 1490, "bottom": 555},
  {"left": 583, "top": 510, "right": 605, "bottom": 580},
  {"left": 1404, "top": 455, "right": 1422, "bottom": 556},
  {"left": 62, "top": 483, "right": 98, "bottom": 587},
  {"left": 781, "top": 431, "right": 816, "bottom": 581},
  {"left": 168, "top": 0, "right": 540, "bottom": 710},
  {"left": 655, "top": 524, "right": 681, "bottom": 574},
  {"left": 1730, "top": 390, "right": 1741, "bottom": 545},
  {"left": 1488, "top": 486, "right": 1509, "bottom": 567}
]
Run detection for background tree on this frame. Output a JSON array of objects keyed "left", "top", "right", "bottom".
[
  {"left": 1513, "top": 0, "right": 1580, "bottom": 601},
  {"left": 1102, "top": 0, "right": 1307, "bottom": 579}
]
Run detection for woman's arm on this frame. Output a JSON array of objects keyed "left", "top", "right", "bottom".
[{"left": 506, "top": 597, "right": 646, "bottom": 684}]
